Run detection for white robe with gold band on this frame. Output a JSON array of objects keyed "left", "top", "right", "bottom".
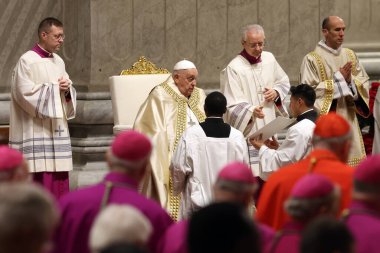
[
  {"left": 10, "top": 51, "right": 76, "bottom": 173},
  {"left": 300, "top": 41, "right": 370, "bottom": 166},
  {"left": 133, "top": 76, "right": 206, "bottom": 219},
  {"left": 220, "top": 52, "right": 290, "bottom": 180}
]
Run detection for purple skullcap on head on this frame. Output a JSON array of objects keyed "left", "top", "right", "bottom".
[
  {"left": 111, "top": 130, "right": 152, "bottom": 162},
  {"left": 290, "top": 174, "right": 334, "bottom": 199},
  {"left": 354, "top": 155, "right": 380, "bottom": 184},
  {"left": 313, "top": 112, "right": 350, "bottom": 138},
  {"left": 217, "top": 162, "right": 256, "bottom": 184},
  {"left": 0, "top": 146, "right": 23, "bottom": 172}
]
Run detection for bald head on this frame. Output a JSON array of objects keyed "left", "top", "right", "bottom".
[{"left": 322, "top": 16, "right": 345, "bottom": 49}]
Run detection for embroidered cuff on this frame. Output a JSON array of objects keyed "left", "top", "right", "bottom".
[{"left": 333, "top": 71, "right": 356, "bottom": 99}]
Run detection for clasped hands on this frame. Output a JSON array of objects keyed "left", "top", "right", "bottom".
[
  {"left": 249, "top": 134, "right": 279, "bottom": 150},
  {"left": 339, "top": 61, "right": 352, "bottom": 83}
]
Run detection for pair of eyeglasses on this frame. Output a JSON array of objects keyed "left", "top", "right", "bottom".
[
  {"left": 244, "top": 41, "right": 264, "bottom": 49},
  {"left": 46, "top": 32, "right": 65, "bottom": 40}
]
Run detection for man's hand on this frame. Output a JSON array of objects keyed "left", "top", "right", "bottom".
[
  {"left": 264, "top": 136, "right": 279, "bottom": 150},
  {"left": 58, "top": 76, "right": 70, "bottom": 92},
  {"left": 339, "top": 62, "right": 352, "bottom": 83},
  {"left": 253, "top": 106, "right": 265, "bottom": 119},
  {"left": 263, "top": 88, "right": 278, "bottom": 102},
  {"left": 250, "top": 134, "right": 265, "bottom": 149}
]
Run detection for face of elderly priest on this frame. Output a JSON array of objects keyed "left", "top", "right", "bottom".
[
  {"left": 173, "top": 68, "right": 198, "bottom": 98},
  {"left": 241, "top": 30, "right": 265, "bottom": 58}
]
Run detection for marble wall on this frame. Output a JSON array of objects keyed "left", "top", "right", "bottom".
[{"left": 1, "top": 0, "right": 380, "bottom": 188}]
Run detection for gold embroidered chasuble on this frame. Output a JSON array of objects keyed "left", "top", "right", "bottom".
[
  {"left": 300, "top": 44, "right": 370, "bottom": 166},
  {"left": 133, "top": 76, "right": 206, "bottom": 219}
]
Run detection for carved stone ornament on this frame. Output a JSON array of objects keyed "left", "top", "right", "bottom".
[{"left": 120, "top": 56, "right": 170, "bottom": 75}]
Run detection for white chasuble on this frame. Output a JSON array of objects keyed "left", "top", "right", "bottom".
[
  {"left": 300, "top": 42, "right": 370, "bottom": 166},
  {"left": 221, "top": 52, "right": 290, "bottom": 179},
  {"left": 10, "top": 51, "right": 76, "bottom": 173},
  {"left": 133, "top": 76, "right": 206, "bottom": 217}
]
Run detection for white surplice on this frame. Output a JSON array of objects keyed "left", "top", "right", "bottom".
[
  {"left": 259, "top": 118, "right": 315, "bottom": 176},
  {"left": 171, "top": 125, "right": 248, "bottom": 220},
  {"left": 9, "top": 51, "right": 76, "bottom": 172},
  {"left": 221, "top": 52, "right": 290, "bottom": 179}
]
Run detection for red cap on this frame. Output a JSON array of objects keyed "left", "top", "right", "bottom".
[
  {"left": 111, "top": 131, "right": 152, "bottom": 162},
  {"left": 0, "top": 146, "right": 24, "bottom": 172},
  {"left": 290, "top": 174, "right": 334, "bottom": 199},
  {"left": 217, "top": 162, "right": 256, "bottom": 184},
  {"left": 354, "top": 155, "right": 380, "bottom": 184},
  {"left": 313, "top": 112, "right": 350, "bottom": 138}
]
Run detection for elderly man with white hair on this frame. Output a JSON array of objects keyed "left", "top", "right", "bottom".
[
  {"left": 220, "top": 24, "right": 290, "bottom": 182},
  {"left": 90, "top": 204, "right": 152, "bottom": 253},
  {"left": 134, "top": 59, "right": 206, "bottom": 219}
]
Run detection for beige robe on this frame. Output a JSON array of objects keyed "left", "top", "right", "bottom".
[
  {"left": 133, "top": 76, "right": 206, "bottom": 218},
  {"left": 10, "top": 51, "right": 76, "bottom": 172},
  {"left": 221, "top": 52, "right": 290, "bottom": 179},
  {"left": 300, "top": 42, "right": 370, "bottom": 166}
]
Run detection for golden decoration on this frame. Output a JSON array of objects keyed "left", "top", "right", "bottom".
[
  {"left": 346, "top": 48, "right": 358, "bottom": 76},
  {"left": 309, "top": 52, "right": 334, "bottom": 115},
  {"left": 120, "top": 56, "right": 170, "bottom": 75},
  {"left": 160, "top": 81, "right": 205, "bottom": 221}
]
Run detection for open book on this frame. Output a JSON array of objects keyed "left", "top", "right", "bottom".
[{"left": 249, "top": 116, "right": 296, "bottom": 141}]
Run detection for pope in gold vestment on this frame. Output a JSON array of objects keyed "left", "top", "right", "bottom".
[{"left": 134, "top": 66, "right": 206, "bottom": 218}]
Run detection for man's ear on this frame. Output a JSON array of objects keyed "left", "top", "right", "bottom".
[{"left": 322, "top": 28, "right": 329, "bottom": 37}]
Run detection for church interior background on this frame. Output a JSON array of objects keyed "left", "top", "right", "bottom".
[{"left": 0, "top": 0, "right": 379, "bottom": 188}]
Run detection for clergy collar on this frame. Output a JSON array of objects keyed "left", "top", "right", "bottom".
[
  {"left": 103, "top": 171, "right": 139, "bottom": 189},
  {"left": 207, "top": 116, "right": 223, "bottom": 119},
  {"left": 240, "top": 49, "right": 262, "bottom": 64},
  {"left": 32, "top": 43, "right": 53, "bottom": 58},
  {"left": 318, "top": 40, "right": 342, "bottom": 56},
  {"left": 296, "top": 109, "right": 318, "bottom": 123},
  {"left": 205, "top": 117, "right": 224, "bottom": 122}
]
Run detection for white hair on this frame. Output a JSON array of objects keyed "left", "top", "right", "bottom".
[
  {"left": 241, "top": 24, "right": 265, "bottom": 41},
  {"left": 89, "top": 204, "right": 153, "bottom": 253}
]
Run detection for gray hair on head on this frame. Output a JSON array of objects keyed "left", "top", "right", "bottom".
[
  {"left": 241, "top": 24, "right": 265, "bottom": 41},
  {"left": 215, "top": 179, "right": 257, "bottom": 194},
  {"left": 284, "top": 187, "right": 340, "bottom": 222}
]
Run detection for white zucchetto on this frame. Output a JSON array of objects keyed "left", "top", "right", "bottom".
[{"left": 173, "top": 60, "right": 196, "bottom": 71}]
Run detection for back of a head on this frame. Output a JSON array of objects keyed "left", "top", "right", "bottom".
[
  {"left": 188, "top": 202, "right": 260, "bottom": 253},
  {"left": 0, "top": 182, "right": 59, "bottom": 253},
  {"left": 301, "top": 216, "right": 354, "bottom": 253},
  {"left": 285, "top": 174, "right": 339, "bottom": 222},
  {"left": 90, "top": 204, "right": 152, "bottom": 253},
  {"left": 0, "top": 145, "right": 27, "bottom": 182},
  {"left": 290, "top": 84, "right": 316, "bottom": 108},
  {"left": 108, "top": 130, "right": 152, "bottom": 173},
  {"left": 214, "top": 162, "right": 257, "bottom": 206},
  {"left": 204, "top": 91, "right": 227, "bottom": 117},
  {"left": 312, "top": 113, "right": 351, "bottom": 160},
  {"left": 353, "top": 155, "right": 380, "bottom": 200}
]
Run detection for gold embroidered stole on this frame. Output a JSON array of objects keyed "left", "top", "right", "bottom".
[{"left": 161, "top": 82, "right": 206, "bottom": 220}]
